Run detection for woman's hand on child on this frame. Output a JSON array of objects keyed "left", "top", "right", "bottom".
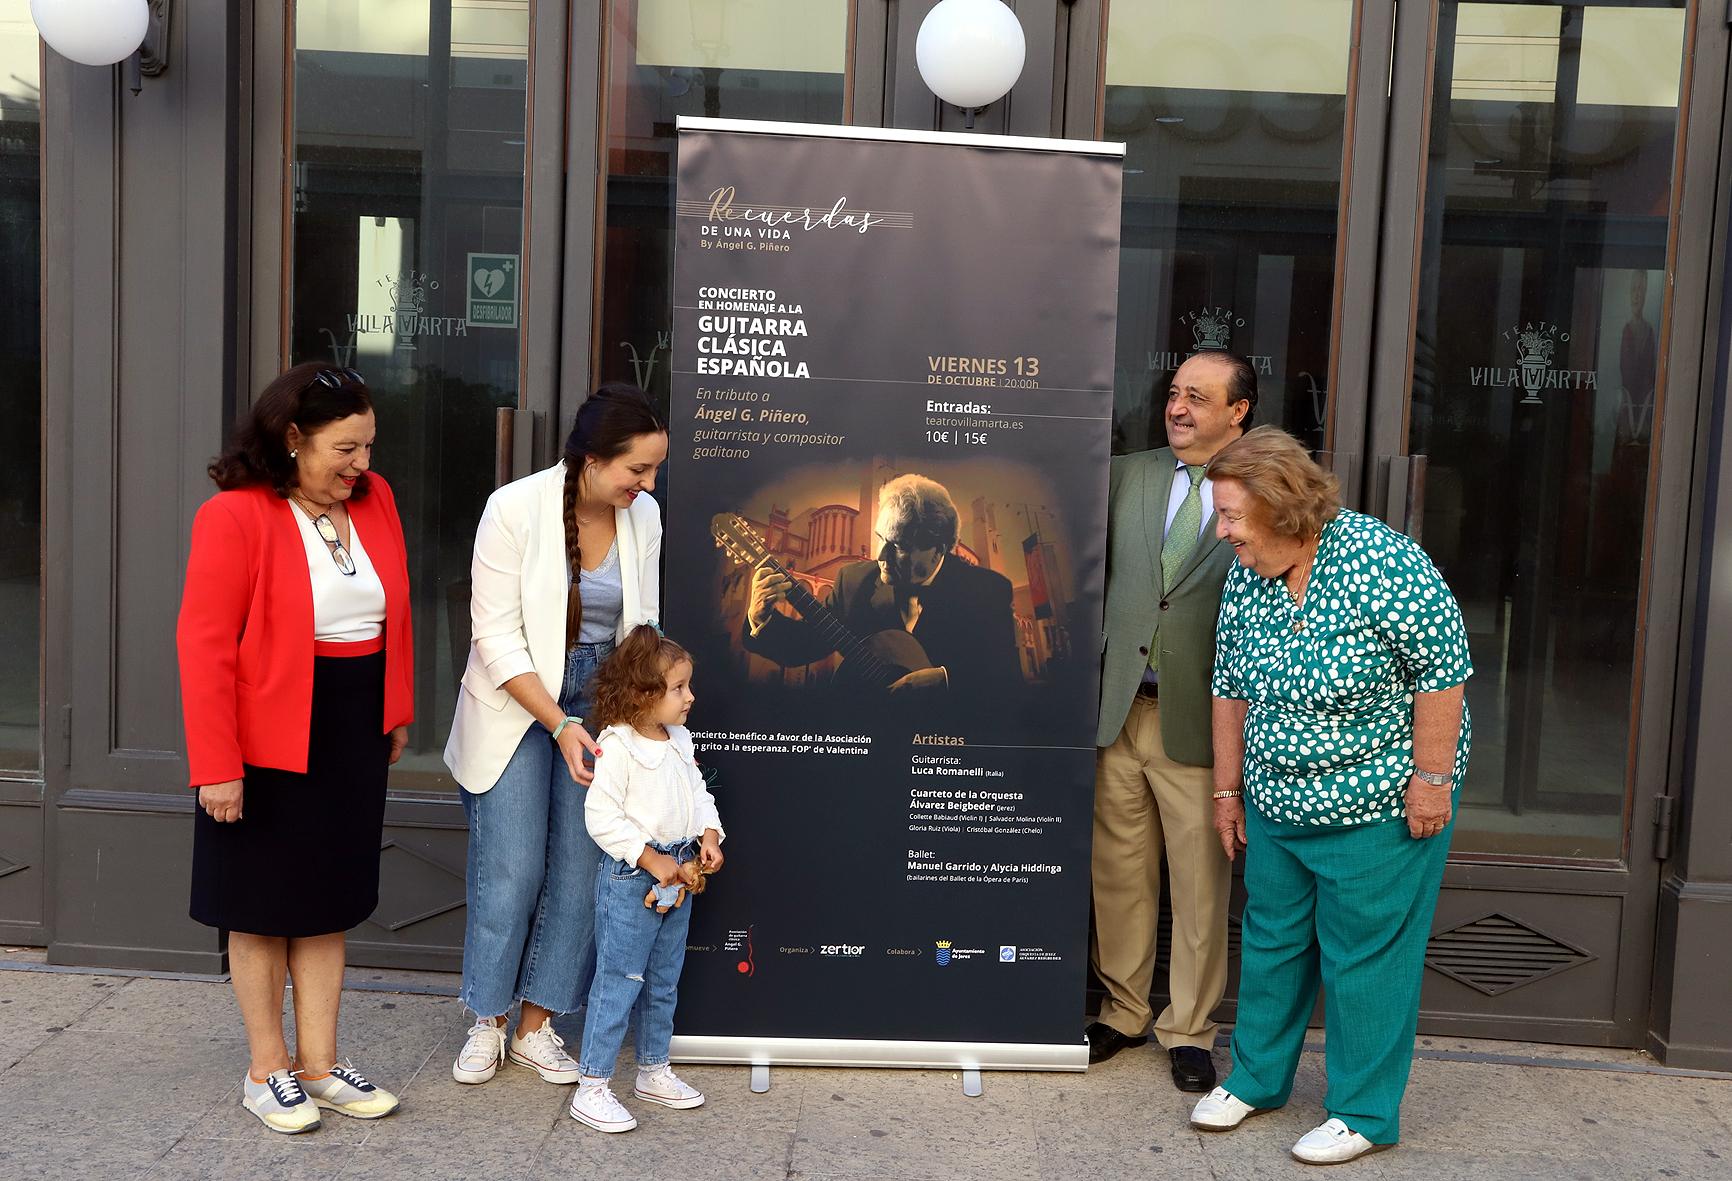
[{"left": 556, "top": 722, "right": 601, "bottom": 786}]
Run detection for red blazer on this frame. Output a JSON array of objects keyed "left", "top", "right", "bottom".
[{"left": 177, "top": 476, "right": 414, "bottom": 787}]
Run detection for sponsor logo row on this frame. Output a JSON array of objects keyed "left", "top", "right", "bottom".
[{"left": 687, "top": 935, "right": 1063, "bottom": 967}]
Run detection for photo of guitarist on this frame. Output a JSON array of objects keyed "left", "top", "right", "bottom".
[{"left": 741, "top": 474, "right": 1022, "bottom": 701}]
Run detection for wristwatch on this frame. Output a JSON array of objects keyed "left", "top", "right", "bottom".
[{"left": 1412, "top": 767, "right": 1450, "bottom": 787}]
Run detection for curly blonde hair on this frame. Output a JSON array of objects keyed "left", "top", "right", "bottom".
[
  {"left": 1204, "top": 425, "right": 1341, "bottom": 540},
  {"left": 588, "top": 625, "right": 692, "bottom": 730}
]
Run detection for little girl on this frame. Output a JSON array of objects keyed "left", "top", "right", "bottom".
[{"left": 569, "top": 625, "right": 725, "bottom": 1133}]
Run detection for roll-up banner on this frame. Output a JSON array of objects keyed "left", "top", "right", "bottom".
[{"left": 665, "top": 117, "right": 1123, "bottom": 1071}]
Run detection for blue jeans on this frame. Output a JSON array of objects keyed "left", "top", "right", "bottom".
[
  {"left": 459, "top": 640, "right": 611, "bottom": 1018},
  {"left": 578, "top": 838, "right": 698, "bottom": 1078}
]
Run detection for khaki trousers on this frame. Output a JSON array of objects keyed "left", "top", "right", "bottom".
[{"left": 1090, "top": 693, "right": 1231, "bottom": 1048}]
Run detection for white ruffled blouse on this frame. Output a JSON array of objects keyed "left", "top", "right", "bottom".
[{"left": 584, "top": 723, "right": 725, "bottom": 867}]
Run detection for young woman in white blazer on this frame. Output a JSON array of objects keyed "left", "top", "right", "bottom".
[{"left": 444, "top": 384, "right": 667, "bottom": 1086}]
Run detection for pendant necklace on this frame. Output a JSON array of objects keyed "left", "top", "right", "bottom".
[{"left": 1283, "top": 542, "right": 1318, "bottom": 634}]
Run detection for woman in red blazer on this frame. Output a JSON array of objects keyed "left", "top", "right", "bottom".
[{"left": 177, "top": 362, "right": 413, "bottom": 1135}]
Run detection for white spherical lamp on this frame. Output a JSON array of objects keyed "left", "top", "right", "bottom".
[
  {"left": 916, "top": 0, "right": 1027, "bottom": 114},
  {"left": 30, "top": 0, "right": 150, "bottom": 68}
]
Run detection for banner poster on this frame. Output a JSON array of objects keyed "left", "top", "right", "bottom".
[{"left": 665, "top": 117, "right": 1123, "bottom": 1069}]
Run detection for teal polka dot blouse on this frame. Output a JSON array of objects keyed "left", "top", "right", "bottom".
[{"left": 1211, "top": 509, "right": 1473, "bottom": 828}]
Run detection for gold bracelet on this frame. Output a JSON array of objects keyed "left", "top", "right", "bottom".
[{"left": 1212, "top": 790, "right": 1243, "bottom": 799}]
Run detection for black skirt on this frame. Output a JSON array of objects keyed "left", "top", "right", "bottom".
[{"left": 190, "top": 649, "right": 390, "bottom": 937}]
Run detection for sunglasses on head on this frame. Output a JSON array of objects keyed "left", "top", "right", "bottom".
[{"left": 309, "top": 367, "right": 365, "bottom": 391}]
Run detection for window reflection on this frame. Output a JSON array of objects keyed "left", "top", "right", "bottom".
[
  {"left": 291, "top": 1, "right": 530, "bottom": 786},
  {"left": 595, "top": 0, "right": 849, "bottom": 430},
  {"left": 1103, "top": 0, "right": 1353, "bottom": 455},
  {"left": 1411, "top": 2, "right": 1686, "bottom": 860},
  {"left": 0, "top": 3, "right": 41, "bottom": 772}
]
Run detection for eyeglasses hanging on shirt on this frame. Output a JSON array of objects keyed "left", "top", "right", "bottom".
[
  {"left": 292, "top": 499, "right": 357, "bottom": 576},
  {"left": 309, "top": 513, "right": 357, "bottom": 575}
]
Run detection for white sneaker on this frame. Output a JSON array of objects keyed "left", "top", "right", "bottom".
[
  {"left": 634, "top": 1063, "right": 705, "bottom": 1110},
  {"left": 296, "top": 1061, "right": 400, "bottom": 1119},
  {"left": 452, "top": 1016, "right": 507, "bottom": 1084},
  {"left": 241, "top": 1069, "right": 321, "bottom": 1134},
  {"left": 509, "top": 1022, "right": 582, "bottom": 1084},
  {"left": 569, "top": 1078, "right": 638, "bottom": 1133},
  {"left": 1190, "top": 1085, "right": 1259, "bottom": 1131},
  {"left": 1291, "top": 1117, "right": 1384, "bottom": 1164}
]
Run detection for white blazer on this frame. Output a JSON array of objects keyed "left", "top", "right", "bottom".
[{"left": 443, "top": 461, "right": 662, "bottom": 792}]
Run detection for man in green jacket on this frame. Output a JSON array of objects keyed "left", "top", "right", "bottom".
[{"left": 1086, "top": 351, "right": 1255, "bottom": 1092}]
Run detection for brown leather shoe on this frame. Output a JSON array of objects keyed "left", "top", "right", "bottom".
[
  {"left": 1170, "top": 1045, "right": 1217, "bottom": 1092},
  {"left": 1085, "top": 1021, "right": 1148, "bottom": 1064}
]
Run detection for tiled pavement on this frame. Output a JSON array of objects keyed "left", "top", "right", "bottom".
[{"left": 2, "top": 961, "right": 1728, "bottom": 1180}]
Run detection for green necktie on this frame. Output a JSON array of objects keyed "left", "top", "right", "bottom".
[{"left": 1150, "top": 464, "right": 1206, "bottom": 672}]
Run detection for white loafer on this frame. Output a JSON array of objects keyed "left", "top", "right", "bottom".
[
  {"left": 1291, "top": 1117, "right": 1385, "bottom": 1164},
  {"left": 1189, "top": 1085, "right": 1259, "bottom": 1131}
]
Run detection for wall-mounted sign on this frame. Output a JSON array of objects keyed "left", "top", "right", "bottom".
[{"left": 466, "top": 252, "right": 520, "bottom": 329}]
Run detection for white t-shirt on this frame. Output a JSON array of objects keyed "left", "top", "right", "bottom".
[{"left": 291, "top": 506, "right": 386, "bottom": 643}]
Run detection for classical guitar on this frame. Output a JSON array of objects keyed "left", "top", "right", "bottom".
[{"left": 711, "top": 512, "right": 933, "bottom": 691}]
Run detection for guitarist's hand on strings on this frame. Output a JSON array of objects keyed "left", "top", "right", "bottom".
[
  {"left": 747, "top": 562, "right": 795, "bottom": 630},
  {"left": 890, "top": 667, "right": 947, "bottom": 695}
]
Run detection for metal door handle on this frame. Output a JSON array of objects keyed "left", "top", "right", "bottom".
[
  {"left": 1316, "top": 450, "right": 1365, "bottom": 513},
  {"left": 495, "top": 408, "right": 515, "bottom": 489},
  {"left": 1376, "top": 453, "right": 1429, "bottom": 541},
  {"left": 495, "top": 409, "right": 546, "bottom": 488}
]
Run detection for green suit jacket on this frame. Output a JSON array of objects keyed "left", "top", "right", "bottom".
[{"left": 1096, "top": 447, "right": 1237, "bottom": 763}]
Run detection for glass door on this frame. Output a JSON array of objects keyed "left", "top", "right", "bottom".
[
  {"left": 1092, "top": 0, "right": 1366, "bottom": 456},
  {"left": 0, "top": 1, "right": 43, "bottom": 947},
  {"left": 287, "top": 0, "right": 536, "bottom": 786},
  {"left": 592, "top": 0, "right": 856, "bottom": 422},
  {"left": 1082, "top": 0, "right": 1710, "bottom": 1043},
  {"left": 1366, "top": 0, "right": 1699, "bottom": 1040}
]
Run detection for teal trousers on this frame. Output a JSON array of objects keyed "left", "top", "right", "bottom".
[{"left": 1222, "top": 797, "right": 1456, "bottom": 1144}]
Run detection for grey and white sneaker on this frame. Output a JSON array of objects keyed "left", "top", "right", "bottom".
[
  {"left": 569, "top": 1078, "right": 638, "bottom": 1133},
  {"left": 508, "top": 1022, "right": 582, "bottom": 1084},
  {"left": 297, "top": 1061, "right": 401, "bottom": 1119},
  {"left": 634, "top": 1063, "right": 704, "bottom": 1109},
  {"left": 241, "top": 1068, "right": 321, "bottom": 1134},
  {"left": 453, "top": 1016, "right": 507, "bottom": 1084}
]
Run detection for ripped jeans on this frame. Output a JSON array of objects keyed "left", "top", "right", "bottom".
[{"left": 577, "top": 838, "right": 699, "bottom": 1078}]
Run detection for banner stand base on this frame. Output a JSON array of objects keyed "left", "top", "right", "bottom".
[
  {"left": 750, "top": 1064, "right": 770, "bottom": 1093},
  {"left": 670, "top": 1035, "right": 1088, "bottom": 1073}
]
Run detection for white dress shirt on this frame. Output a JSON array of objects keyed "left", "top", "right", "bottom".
[
  {"left": 1164, "top": 457, "right": 1216, "bottom": 541},
  {"left": 585, "top": 723, "right": 726, "bottom": 868}
]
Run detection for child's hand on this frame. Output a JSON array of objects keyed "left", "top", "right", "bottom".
[
  {"left": 700, "top": 830, "right": 724, "bottom": 873},
  {"left": 637, "top": 850, "right": 682, "bottom": 887}
]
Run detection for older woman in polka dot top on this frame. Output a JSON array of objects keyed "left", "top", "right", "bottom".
[{"left": 1185, "top": 426, "right": 1471, "bottom": 1166}]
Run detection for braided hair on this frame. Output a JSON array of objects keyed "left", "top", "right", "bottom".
[{"left": 562, "top": 384, "right": 668, "bottom": 647}]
